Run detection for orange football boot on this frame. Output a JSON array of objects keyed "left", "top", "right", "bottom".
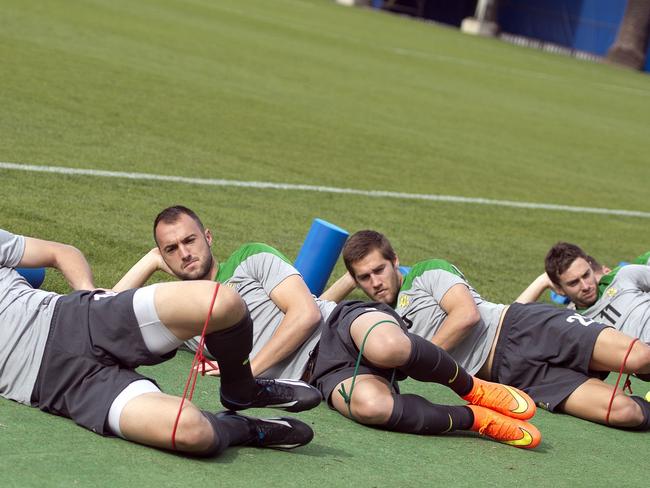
[
  {"left": 468, "top": 405, "right": 541, "bottom": 449},
  {"left": 462, "top": 377, "right": 536, "bottom": 420}
]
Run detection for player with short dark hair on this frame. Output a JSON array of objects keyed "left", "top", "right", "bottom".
[
  {"left": 118, "top": 209, "right": 543, "bottom": 449},
  {"left": 517, "top": 242, "right": 650, "bottom": 343},
  {"left": 115, "top": 205, "right": 330, "bottom": 380},
  {"left": 0, "top": 228, "right": 319, "bottom": 457},
  {"left": 329, "top": 230, "right": 650, "bottom": 431}
]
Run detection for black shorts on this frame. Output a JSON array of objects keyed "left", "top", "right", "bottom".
[
  {"left": 30, "top": 290, "right": 175, "bottom": 435},
  {"left": 310, "top": 301, "right": 406, "bottom": 405},
  {"left": 491, "top": 302, "right": 609, "bottom": 412}
]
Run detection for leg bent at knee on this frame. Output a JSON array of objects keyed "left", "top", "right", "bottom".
[
  {"left": 348, "top": 390, "right": 394, "bottom": 425},
  {"left": 331, "top": 375, "right": 394, "bottom": 424},
  {"left": 608, "top": 394, "right": 648, "bottom": 429},
  {"left": 349, "top": 312, "right": 411, "bottom": 368}
]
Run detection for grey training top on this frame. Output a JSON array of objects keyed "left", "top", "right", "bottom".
[
  {"left": 185, "top": 243, "right": 335, "bottom": 379},
  {"left": 0, "top": 229, "right": 60, "bottom": 404},
  {"left": 581, "top": 264, "right": 650, "bottom": 343},
  {"left": 395, "top": 259, "right": 505, "bottom": 375}
]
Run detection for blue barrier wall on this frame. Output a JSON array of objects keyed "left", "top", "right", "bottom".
[{"left": 497, "top": 0, "right": 650, "bottom": 71}]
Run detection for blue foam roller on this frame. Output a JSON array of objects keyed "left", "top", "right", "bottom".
[
  {"left": 294, "top": 219, "right": 349, "bottom": 296},
  {"left": 16, "top": 267, "right": 46, "bottom": 288},
  {"left": 550, "top": 290, "right": 570, "bottom": 305}
]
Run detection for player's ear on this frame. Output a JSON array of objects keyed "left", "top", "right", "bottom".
[
  {"left": 205, "top": 228, "right": 213, "bottom": 246},
  {"left": 393, "top": 255, "right": 400, "bottom": 268}
]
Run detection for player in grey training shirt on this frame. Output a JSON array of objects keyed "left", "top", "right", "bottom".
[
  {"left": 115, "top": 205, "right": 334, "bottom": 379},
  {"left": 335, "top": 230, "right": 650, "bottom": 431},
  {"left": 394, "top": 259, "right": 503, "bottom": 376},
  {"left": 0, "top": 230, "right": 82, "bottom": 404},
  {"left": 0, "top": 228, "right": 319, "bottom": 456},
  {"left": 519, "top": 242, "right": 650, "bottom": 343}
]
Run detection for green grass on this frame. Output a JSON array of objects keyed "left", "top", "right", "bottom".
[{"left": 1, "top": 0, "right": 650, "bottom": 486}]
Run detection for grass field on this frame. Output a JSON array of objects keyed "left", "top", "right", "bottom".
[{"left": 2, "top": 0, "right": 650, "bottom": 486}]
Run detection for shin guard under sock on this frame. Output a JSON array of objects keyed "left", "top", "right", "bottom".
[
  {"left": 203, "top": 310, "right": 256, "bottom": 403},
  {"left": 385, "top": 393, "right": 473, "bottom": 435},
  {"left": 400, "top": 333, "right": 473, "bottom": 397},
  {"left": 627, "top": 396, "right": 650, "bottom": 431}
]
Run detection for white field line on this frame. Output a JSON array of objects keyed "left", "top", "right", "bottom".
[{"left": 1, "top": 161, "right": 649, "bottom": 219}]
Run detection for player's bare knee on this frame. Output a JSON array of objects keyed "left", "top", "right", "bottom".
[
  {"left": 174, "top": 405, "right": 214, "bottom": 451},
  {"left": 365, "top": 333, "right": 410, "bottom": 368},
  {"left": 210, "top": 287, "right": 247, "bottom": 329},
  {"left": 351, "top": 393, "right": 392, "bottom": 424},
  {"left": 607, "top": 395, "right": 644, "bottom": 427}
]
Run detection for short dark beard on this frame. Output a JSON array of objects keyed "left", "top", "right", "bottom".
[{"left": 179, "top": 254, "right": 214, "bottom": 281}]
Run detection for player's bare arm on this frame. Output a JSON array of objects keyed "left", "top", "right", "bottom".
[
  {"left": 515, "top": 272, "right": 554, "bottom": 304},
  {"left": 21, "top": 237, "right": 95, "bottom": 290},
  {"left": 430, "top": 283, "right": 481, "bottom": 351},
  {"left": 320, "top": 271, "right": 357, "bottom": 303},
  {"left": 249, "top": 274, "right": 322, "bottom": 376},
  {"left": 113, "top": 247, "right": 176, "bottom": 292}
]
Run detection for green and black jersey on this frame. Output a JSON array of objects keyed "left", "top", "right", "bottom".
[
  {"left": 394, "top": 259, "right": 505, "bottom": 375},
  {"left": 581, "top": 263, "right": 650, "bottom": 343}
]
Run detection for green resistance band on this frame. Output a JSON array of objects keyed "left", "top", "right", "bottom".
[{"left": 337, "top": 319, "right": 399, "bottom": 420}]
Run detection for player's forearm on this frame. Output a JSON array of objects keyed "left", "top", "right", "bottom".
[
  {"left": 113, "top": 251, "right": 160, "bottom": 292},
  {"left": 515, "top": 273, "right": 551, "bottom": 304},
  {"left": 430, "top": 313, "right": 479, "bottom": 351},
  {"left": 53, "top": 244, "right": 96, "bottom": 290},
  {"left": 320, "top": 272, "right": 357, "bottom": 303},
  {"left": 249, "top": 311, "right": 320, "bottom": 376}
]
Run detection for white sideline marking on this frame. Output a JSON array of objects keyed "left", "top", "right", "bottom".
[{"left": 1, "top": 161, "right": 649, "bottom": 219}]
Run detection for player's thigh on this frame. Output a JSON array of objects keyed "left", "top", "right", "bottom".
[
  {"left": 330, "top": 374, "right": 395, "bottom": 424},
  {"left": 349, "top": 311, "right": 410, "bottom": 367},
  {"left": 591, "top": 328, "right": 649, "bottom": 372},
  {"left": 559, "top": 377, "right": 641, "bottom": 426},
  {"left": 152, "top": 281, "right": 246, "bottom": 337}
]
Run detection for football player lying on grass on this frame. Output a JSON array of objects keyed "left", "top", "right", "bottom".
[
  {"left": 0, "top": 228, "right": 319, "bottom": 457},
  {"left": 324, "top": 230, "right": 650, "bottom": 432},
  {"left": 115, "top": 206, "right": 543, "bottom": 448}
]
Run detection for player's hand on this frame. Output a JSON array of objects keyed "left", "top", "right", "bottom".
[
  {"left": 146, "top": 248, "right": 179, "bottom": 277},
  {"left": 193, "top": 361, "right": 220, "bottom": 376}
]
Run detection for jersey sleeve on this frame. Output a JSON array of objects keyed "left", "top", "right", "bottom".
[
  {"left": 417, "top": 268, "right": 468, "bottom": 304},
  {"left": 632, "top": 251, "right": 650, "bottom": 266},
  {"left": 240, "top": 251, "right": 301, "bottom": 296},
  {"left": 0, "top": 229, "right": 26, "bottom": 268},
  {"left": 616, "top": 265, "right": 650, "bottom": 293}
]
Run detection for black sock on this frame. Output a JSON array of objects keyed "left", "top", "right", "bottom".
[
  {"left": 627, "top": 396, "right": 650, "bottom": 431},
  {"left": 385, "top": 393, "right": 474, "bottom": 434},
  {"left": 398, "top": 333, "right": 473, "bottom": 397},
  {"left": 196, "top": 411, "right": 252, "bottom": 457},
  {"left": 203, "top": 309, "right": 256, "bottom": 403}
]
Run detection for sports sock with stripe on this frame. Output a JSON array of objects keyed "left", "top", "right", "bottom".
[
  {"left": 398, "top": 333, "right": 473, "bottom": 397},
  {"left": 385, "top": 393, "right": 473, "bottom": 434}
]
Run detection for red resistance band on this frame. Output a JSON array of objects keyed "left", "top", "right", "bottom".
[
  {"left": 171, "top": 282, "right": 221, "bottom": 450},
  {"left": 605, "top": 338, "right": 638, "bottom": 425}
]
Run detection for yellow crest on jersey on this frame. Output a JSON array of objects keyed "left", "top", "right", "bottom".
[
  {"left": 606, "top": 287, "right": 617, "bottom": 297},
  {"left": 398, "top": 294, "right": 409, "bottom": 308}
]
